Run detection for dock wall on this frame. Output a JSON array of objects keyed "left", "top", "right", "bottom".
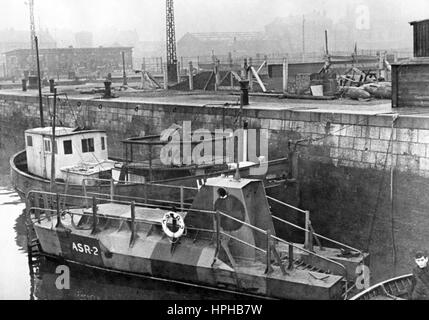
[{"left": 1, "top": 92, "right": 429, "bottom": 283}]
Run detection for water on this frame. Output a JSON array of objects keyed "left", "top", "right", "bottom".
[
  {"left": 0, "top": 186, "right": 252, "bottom": 300},
  {"left": 0, "top": 189, "right": 31, "bottom": 299}
]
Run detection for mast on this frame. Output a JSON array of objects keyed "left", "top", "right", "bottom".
[
  {"left": 35, "top": 36, "right": 44, "bottom": 127},
  {"left": 50, "top": 88, "right": 57, "bottom": 193}
]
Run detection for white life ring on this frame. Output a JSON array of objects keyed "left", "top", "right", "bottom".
[{"left": 161, "top": 212, "right": 185, "bottom": 239}]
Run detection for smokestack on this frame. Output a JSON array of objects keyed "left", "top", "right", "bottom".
[{"left": 239, "top": 80, "right": 250, "bottom": 106}]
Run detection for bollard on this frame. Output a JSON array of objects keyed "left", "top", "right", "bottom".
[
  {"left": 188, "top": 61, "right": 194, "bottom": 91},
  {"left": 28, "top": 76, "right": 38, "bottom": 90},
  {"left": 283, "top": 57, "right": 289, "bottom": 93},
  {"left": 103, "top": 81, "right": 112, "bottom": 98}
]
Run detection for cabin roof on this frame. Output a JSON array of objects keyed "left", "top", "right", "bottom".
[
  {"left": 205, "top": 176, "right": 259, "bottom": 189},
  {"left": 25, "top": 127, "right": 106, "bottom": 137}
]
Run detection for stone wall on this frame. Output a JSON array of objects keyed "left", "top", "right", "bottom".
[{"left": 1, "top": 91, "right": 429, "bottom": 283}]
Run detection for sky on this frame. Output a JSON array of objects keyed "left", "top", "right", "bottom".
[{"left": 1, "top": 0, "right": 429, "bottom": 43}]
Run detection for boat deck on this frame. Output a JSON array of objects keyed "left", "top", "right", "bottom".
[{"left": 69, "top": 203, "right": 185, "bottom": 225}]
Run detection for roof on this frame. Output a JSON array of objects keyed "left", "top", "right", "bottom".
[
  {"left": 25, "top": 127, "right": 106, "bottom": 137},
  {"left": 180, "top": 32, "right": 265, "bottom": 43},
  {"left": 4, "top": 46, "right": 133, "bottom": 55},
  {"left": 391, "top": 57, "right": 429, "bottom": 66},
  {"left": 410, "top": 19, "right": 429, "bottom": 26},
  {"left": 205, "top": 176, "right": 259, "bottom": 189}
]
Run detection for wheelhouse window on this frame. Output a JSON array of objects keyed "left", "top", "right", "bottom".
[
  {"left": 44, "top": 139, "right": 51, "bottom": 153},
  {"left": 44, "top": 139, "right": 57, "bottom": 154},
  {"left": 81, "top": 138, "right": 95, "bottom": 153},
  {"left": 26, "top": 136, "right": 33, "bottom": 147},
  {"left": 101, "top": 137, "right": 106, "bottom": 150},
  {"left": 63, "top": 140, "right": 73, "bottom": 155}
]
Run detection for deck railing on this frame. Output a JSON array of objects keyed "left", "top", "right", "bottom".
[
  {"left": 267, "top": 196, "right": 363, "bottom": 255},
  {"left": 26, "top": 189, "right": 348, "bottom": 280},
  {"left": 81, "top": 177, "right": 198, "bottom": 212}
]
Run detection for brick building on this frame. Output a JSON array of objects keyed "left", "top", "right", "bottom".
[{"left": 5, "top": 46, "right": 133, "bottom": 79}]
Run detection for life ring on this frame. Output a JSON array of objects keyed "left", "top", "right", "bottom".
[{"left": 161, "top": 212, "right": 185, "bottom": 239}]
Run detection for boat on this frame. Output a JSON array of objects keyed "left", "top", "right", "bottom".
[
  {"left": 26, "top": 174, "right": 369, "bottom": 300},
  {"left": 11, "top": 125, "right": 291, "bottom": 207},
  {"left": 349, "top": 274, "right": 413, "bottom": 300}
]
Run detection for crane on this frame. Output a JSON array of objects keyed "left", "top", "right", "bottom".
[
  {"left": 166, "top": 0, "right": 178, "bottom": 84},
  {"left": 25, "top": 0, "right": 37, "bottom": 74}
]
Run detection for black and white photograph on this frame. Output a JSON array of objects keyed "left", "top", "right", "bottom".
[{"left": 1, "top": 0, "right": 429, "bottom": 307}]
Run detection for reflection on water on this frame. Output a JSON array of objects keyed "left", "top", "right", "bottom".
[
  {"left": 0, "top": 187, "right": 250, "bottom": 300},
  {"left": 0, "top": 188, "right": 30, "bottom": 300},
  {"left": 32, "top": 258, "right": 246, "bottom": 300}
]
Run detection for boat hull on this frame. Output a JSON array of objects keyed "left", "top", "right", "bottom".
[
  {"left": 11, "top": 150, "right": 291, "bottom": 207},
  {"left": 10, "top": 150, "right": 141, "bottom": 207},
  {"left": 33, "top": 220, "right": 344, "bottom": 300},
  {"left": 349, "top": 274, "right": 413, "bottom": 300}
]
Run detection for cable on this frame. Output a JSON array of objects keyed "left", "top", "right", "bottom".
[
  {"left": 366, "top": 115, "right": 398, "bottom": 259},
  {"left": 390, "top": 114, "right": 399, "bottom": 275}
]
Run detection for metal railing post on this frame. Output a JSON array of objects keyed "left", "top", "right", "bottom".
[
  {"left": 55, "top": 193, "right": 64, "bottom": 229},
  {"left": 304, "top": 210, "right": 311, "bottom": 250},
  {"left": 130, "top": 201, "right": 136, "bottom": 247},
  {"left": 144, "top": 182, "right": 148, "bottom": 204},
  {"left": 91, "top": 196, "right": 98, "bottom": 234},
  {"left": 82, "top": 180, "right": 88, "bottom": 208},
  {"left": 265, "top": 229, "right": 273, "bottom": 274},
  {"left": 110, "top": 178, "right": 115, "bottom": 201},
  {"left": 180, "top": 186, "right": 184, "bottom": 212},
  {"left": 288, "top": 244, "right": 294, "bottom": 270},
  {"left": 308, "top": 223, "right": 314, "bottom": 252},
  {"left": 35, "top": 195, "right": 41, "bottom": 223},
  {"left": 215, "top": 210, "right": 221, "bottom": 255}
]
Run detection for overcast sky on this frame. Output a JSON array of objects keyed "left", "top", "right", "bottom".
[{"left": 1, "top": 0, "right": 429, "bottom": 42}]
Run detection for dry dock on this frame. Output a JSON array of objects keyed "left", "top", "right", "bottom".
[{"left": 2, "top": 88, "right": 429, "bottom": 283}]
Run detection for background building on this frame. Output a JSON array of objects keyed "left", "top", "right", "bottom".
[
  {"left": 178, "top": 32, "right": 282, "bottom": 57},
  {"left": 0, "top": 28, "right": 57, "bottom": 54},
  {"left": 75, "top": 31, "right": 94, "bottom": 48},
  {"left": 5, "top": 46, "right": 133, "bottom": 79}
]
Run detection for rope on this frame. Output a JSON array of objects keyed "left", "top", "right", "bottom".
[
  {"left": 390, "top": 114, "right": 399, "bottom": 274},
  {"left": 366, "top": 114, "right": 399, "bottom": 255}
]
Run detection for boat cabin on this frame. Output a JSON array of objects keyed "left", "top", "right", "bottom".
[{"left": 25, "top": 127, "right": 116, "bottom": 184}]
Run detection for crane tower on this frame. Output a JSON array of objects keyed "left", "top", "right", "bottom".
[
  {"left": 28, "top": 0, "right": 37, "bottom": 74},
  {"left": 166, "top": 0, "right": 178, "bottom": 83}
]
